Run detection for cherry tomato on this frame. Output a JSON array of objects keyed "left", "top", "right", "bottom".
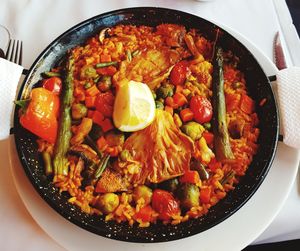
[
  {"left": 42, "top": 77, "right": 62, "bottom": 95},
  {"left": 152, "top": 189, "right": 180, "bottom": 221},
  {"left": 95, "top": 91, "right": 115, "bottom": 117},
  {"left": 190, "top": 95, "right": 213, "bottom": 124},
  {"left": 170, "top": 61, "right": 188, "bottom": 86}
]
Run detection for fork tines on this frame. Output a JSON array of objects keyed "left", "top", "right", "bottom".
[{"left": 6, "top": 39, "right": 23, "bottom": 65}]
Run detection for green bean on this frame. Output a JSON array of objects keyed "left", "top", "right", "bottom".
[
  {"left": 42, "top": 71, "right": 61, "bottom": 77},
  {"left": 94, "top": 154, "right": 110, "bottom": 180},
  {"left": 95, "top": 61, "right": 118, "bottom": 68},
  {"left": 221, "top": 170, "right": 236, "bottom": 185},
  {"left": 132, "top": 49, "right": 140, "bottom": 57},
  {"left": 126, "top": 50, "right": 132, "bottom": 62},
  {"left": 42, "top": 151, "right": 53, "bottom": 176}
]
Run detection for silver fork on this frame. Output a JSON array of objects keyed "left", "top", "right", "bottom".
[{"left": 5, "top": 39, "right": 23, "bottom": 65}]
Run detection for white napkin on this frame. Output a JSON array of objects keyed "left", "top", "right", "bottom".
[
  {"left": 276, "top": 66, "right": 300, "bottom": 149},
  {"left": 0, "top": 58, "right": 23, "bottom": 140}
]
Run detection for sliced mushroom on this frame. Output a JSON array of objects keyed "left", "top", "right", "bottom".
[{"left": 99, "top": 28, "right": 111, "bottom": 44}]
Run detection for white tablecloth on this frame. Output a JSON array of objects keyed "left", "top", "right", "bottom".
[{"left": 1, "top": 0, "right": 300, "bottom": 250}]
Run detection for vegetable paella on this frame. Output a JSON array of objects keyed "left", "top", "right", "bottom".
[{"left": 17, "top": 24, "right": 260, "bottom": 227}]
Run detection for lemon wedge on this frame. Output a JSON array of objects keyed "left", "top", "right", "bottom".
[{"left": 113, "top": 80, "right": 156, "bottom": 132}]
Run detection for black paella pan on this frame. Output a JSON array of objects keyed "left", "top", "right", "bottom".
[{"left": 13, "top": 7, "right": 279, "bottom": 242}]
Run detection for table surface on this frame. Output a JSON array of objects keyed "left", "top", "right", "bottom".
[{"left": 1, "top": 0, "right": 300, "bottom": 250}]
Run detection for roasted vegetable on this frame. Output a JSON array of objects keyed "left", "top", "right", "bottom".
[
  {"left": 70, "top": 117, "right": 93, "bottom": 145},
  {"left": 197, "top": 137, "right": 214, "bottom": 164},
  {"left": 80, "top": 65, "right": 98, "bottom": 79},
  {"left": 170, "top": 61, "right": 188, "bottom": 86},
  {"left": 123, "top": 110, "right": 194, "bottom": 184},
  {"left": 181, "top": 121, "right": 205, "bottom": 141},
  {"left": 95, "top": 193, "right": 119, "bottom": 214},
  {"left": 159, "top": 178, "right": 179, "bottom": 193},
  {"left": 99, "top": 28, "right": 111, "bottom": 44},
  {"left": 42, "top": 151, "right": 53, "bottom": 176},
  {"left": 179, "top": 170, "right": 200, "bottom": 184},
  {"left": 155, "top": 100, "right": 164, "bottom": 109},
  {"left": 190, "top": 95, "right": 213, "bottom": 124},
  {"left": 152, "top": 189, "right": 180, "bottom": 221},
  {"left": 53, "top": 55, "right": 75, "bottom": 175},
  {"left": 173, "top": 113, "right": 183, "bottom": 128},
  {"left": 84, "top": 135, "right": 103, "bottom": 159},
  {"left": 184, "top": 34, "right": 200, "bottom": 57},
  {"left": 190, "top": 159, "right": 209, "bottom": 180},
  {"left": 105, "top": 131, "right": 125, "bottom": 146},
  {"left": 17, "top": 87, "right": 59, "bottom": 144},
  {"left": 71, "top": 103, "right": 87, "bottom": 120},
  {"left": 133, "top": 185, "right": 153, "bottom": 205},
  {"left": 212, "top": 47, "right": 234, "bottom": 161},
  {"left": 119, "top": 149, "right": 131, "bottom": 162},
  {"left": 176, "top": 183, "right": 200, "bottom": 209},
  {"left": 156, "top": 84, "right": 174, "bottom": 99},
  {"left": 69, "top": 144, "right": 99, "bottom": 162},
  {"left": 95, "top": 167, "right": 127, "bottom": 193},
  {"left": 97, "top": 75, "right": 112, "bottom": 92},
  {"left": 88, "top": 124, "right": 103, "bottom": 141},
  {"left": 203, "top": 122, "right": 211, "bottom": 130},
  {"left": 42, "top": 77, "right": 62, "bottom": 95}
]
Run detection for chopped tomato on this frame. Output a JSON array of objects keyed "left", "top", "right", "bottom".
[
  {"left": 179, "top": 170, "right": 200, "bottom": 184},
  {"left": 96, "top": 66, "right": 117, "bottom": 76},
  {"left": 92, "top": 110, "right": 104, "bottom": 126},
  {"left": 175, "top": 85, "right": 184, "bottom": 93},
  {"left": 189, "top": 95, "right": 213, "bottom": 124},
  {"left": 202, "top": 131, "right": 214, "bottom": 145},
  {"left": 152, "top": 189, "right": 180, "bottom": 221},
  {"left": 85, "top": 84, "right": 100, "bottom": 97},
  {"left": 95, "top": 91, "right": 115, "bottom": 117},
  {"left": 85, "top": 96, "right": 96, "bottom": 108},
  {"left": 200, "top": 187, "right": 211, "bottom": 204},
  {"left": 180, "top": 108, "right": 194, "bottom": 122},
  {"left": 173, "top": 92, "right": 187, "bottom": 107},
  {"left": 99, "top": 118, "right": 114, "bottom": 132},
  {"left": 42, "top": 77, "right": 62, "bottom": 95},
  {"left": 100, "top": 54, "right": 111, "bottom": 63},
  {"left": 165, "top": 96, "right": 178, "bottom": 109},
  {"left": 97, "top": 136, "right": 108, "bottom": 151},
  {"left": 240, "top": 94, "right": 254, "bottom": 114},
  {"left": 208, "top": 158, "right": 222, "bottom": 172},
  {"left": 170, "top": 61, "right": 188, "bottom": 86},
  {"left": 134, "top": 205, "right": 155, "bottom": 222}
]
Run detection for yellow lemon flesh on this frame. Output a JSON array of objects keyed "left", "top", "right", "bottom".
[{"left": 113, "top": 80, "right": 156, "bottom": 132}]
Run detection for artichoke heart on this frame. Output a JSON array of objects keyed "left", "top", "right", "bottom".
[{"left": 123, "top": 110, "right": 194, "bottom": 184}]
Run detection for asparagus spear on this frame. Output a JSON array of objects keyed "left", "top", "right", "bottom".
[
  {"left": 53, "top": 54, "right": 75, "bottom": 175},
  {"left": 212, "top": 47, "right": 235, "bottom": 161}
]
